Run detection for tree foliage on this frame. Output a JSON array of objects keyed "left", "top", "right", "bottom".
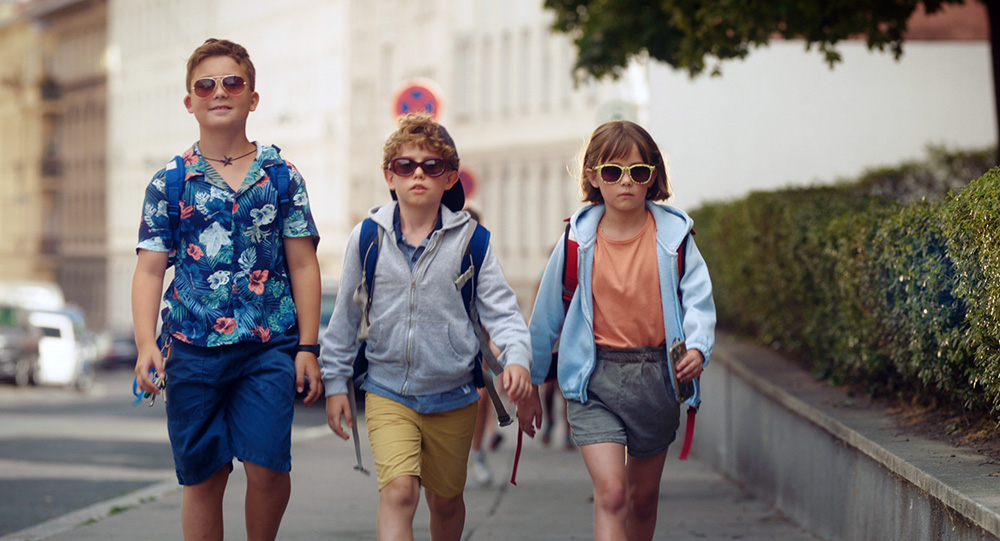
[{"left": 545, "top": 0, "right": 968, "bottom": 79}]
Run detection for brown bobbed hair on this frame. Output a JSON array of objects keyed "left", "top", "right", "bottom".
[
  {"left": 381, "top": 113, "right": 460, "bottom": 172},
  {"left": 186, "top": 39, "right": 257, "bottom": 94},
  {"left": 579, "top": 120, "right": 670, "bottom": 204}
]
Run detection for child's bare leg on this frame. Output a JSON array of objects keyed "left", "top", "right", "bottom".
[
  {"left": 181, "top": 466, "right": 230, "bottom": 540},
  {"left": 425, "top": 490, "right": 465, "bottom": 541},
  {"left": 244, "top": 462, "right": 290, "bottom": 541},
  {"left": 378, "top": 475, "right": 420, "bottom": 541},
  {"left": 579, "top": 442, "right": 628, "bottom": 541},
  {"left": 625, "top": 450, "right": 668, "bottom": 541}
]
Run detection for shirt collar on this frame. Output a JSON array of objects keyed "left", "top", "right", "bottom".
[
  {"left": 190, "top": 141, "right": 265, "bottom": 193},
  {"left": 393, "top": 205, "right": 443, "bottom": 248}
]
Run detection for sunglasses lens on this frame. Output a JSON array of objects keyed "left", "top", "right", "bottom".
[
  {"left": 631, "top": 166, "right": 652, "bottom": 184},
  {"left": 193, "top": 78, "right": 216, "bottom": 98},
  {"left": 600, "top": 165, "right": 624, "bottom": 183},
  {"left": 421, "top": 159, "right": 446, "bottom": 177},
  {"left": 222, "top": 76, "right": 246, "bottom": 95},
  {"left": 391, "top": 159, "right": 417, "bottom": 176}
]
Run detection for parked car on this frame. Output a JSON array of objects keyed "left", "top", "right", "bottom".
[
  {"left": 101, "top": 334, "right": 139, "bottom": 370},
  {"left": 320, "top": 287, "right": 338, "bottom": 330},
  {"left": 0, "top": 304, "right": 40, "bottom": 386},
  {"left": 29, "top": 306, "right": 96, "bottom": 390}
]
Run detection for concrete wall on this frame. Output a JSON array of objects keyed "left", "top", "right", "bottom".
[{"left": 693, "top": 337, "right": 1000, "bottom": 540}]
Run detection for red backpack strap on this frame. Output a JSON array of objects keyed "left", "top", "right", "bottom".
[
  {"left": 676, "top": 232, "right": 690, "bottom": 302},
  {"left": 678, "top": 407, "right": 697, "bottom": 460},
  {"left": 677, "top": 230, "right": 696, "bottom": 460},
  {"left": 561, "top": 222, "right": 578, "bottom": 311}
]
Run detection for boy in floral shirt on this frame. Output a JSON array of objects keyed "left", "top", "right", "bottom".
[{"left": 132, "top": 39, "right": 322, "bottom": 540}]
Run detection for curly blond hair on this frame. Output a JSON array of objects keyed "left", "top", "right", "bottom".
[{"left": 382, "top": 113, "right": 459, "bottom": 172}]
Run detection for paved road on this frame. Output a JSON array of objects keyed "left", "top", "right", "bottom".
[
  {"left": 2, "top": 372, "right": 821, "bottom": 540},
  {"left": 0, "top": 368, "right": 327, "bottom": 537}
]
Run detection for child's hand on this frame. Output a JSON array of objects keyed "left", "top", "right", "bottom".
[
  {"left": 516, "top": 388, "right": 543, "bottom": 438},
  {"left": 295, "top": 351, "right": 324, "bottom": 406},
  {"left": 326, "top": 393, "right": 353, "bottom": 441},
  {"left": 134, "top": 344, "right": 164, "bottom": 396},
  {"left": 676, "top": 348, "right": 705, "bottom": 382},
  {"left": 501, "top": 364, "right": 532, "bottom": 404}
]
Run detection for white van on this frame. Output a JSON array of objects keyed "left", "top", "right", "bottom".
[{"left": 29, "top": 309, "right": 95, "bottom": 389}]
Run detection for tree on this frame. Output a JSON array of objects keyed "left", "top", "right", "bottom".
[{"left": 545, "top": 0, "right": 1000, "bottom": 164}]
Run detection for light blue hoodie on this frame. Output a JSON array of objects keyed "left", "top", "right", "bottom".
[
  {"left": 321, "top": 203, "right": 531, "bottom": 397},
  {"left": 528, "top": 201, "right": 716, "bottom": 407}
]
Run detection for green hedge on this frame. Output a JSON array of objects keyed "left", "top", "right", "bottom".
[{"left": 690, "top": 147, "right": 998, "bottom": 414}]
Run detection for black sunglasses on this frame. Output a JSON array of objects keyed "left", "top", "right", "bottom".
[{"left": 388, "top": 157, "right": 449, "bottom": 177}]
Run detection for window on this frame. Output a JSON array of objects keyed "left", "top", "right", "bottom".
[
  {"left": 481, "top": 37, "right": 493, "bottom": 119},
  {"left": 453, "top": 38, "right": 472, "bottom": 121}
]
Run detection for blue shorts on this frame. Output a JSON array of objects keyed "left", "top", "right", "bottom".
[{"left": 163, "top": 328, "right": 297, "bottom": 485}]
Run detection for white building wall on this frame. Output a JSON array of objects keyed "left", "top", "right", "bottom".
[
  {"left": 648, "top": 40, "right": 996, "bottom": 210},
  {"left": 344, "top": 0, "right": 640, "bottom": 311}
]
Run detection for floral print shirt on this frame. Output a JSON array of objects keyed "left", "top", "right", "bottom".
[{"left": 137, "top": 142, "right": 320, "bottom": 347}]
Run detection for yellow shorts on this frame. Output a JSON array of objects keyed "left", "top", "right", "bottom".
[{"left": 365, "top": 393, "right": 478, "bottom": 498}]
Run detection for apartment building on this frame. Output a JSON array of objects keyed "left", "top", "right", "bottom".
[
  {"left": 0, "top": 0, "right": 991, "bottom": 333},
  {"left": 0, "top": 7, "right": 47, "bottom": 281},
  {"left": 31, "top": 0, "right": 109, "bottom": 329}
]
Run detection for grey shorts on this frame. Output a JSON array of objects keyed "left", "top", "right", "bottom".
[{"left": 567, "top": 345, "right": 681, "bottom": 458}]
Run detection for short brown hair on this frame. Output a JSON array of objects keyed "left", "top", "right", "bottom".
[
  {"left": 185, "top": 39, "right": 256, "bottom": 94},
  {"left": 579, "top": 120, "right": 670, "bottom": 204},
  {"left": 381, "top": 113, "right": 460, "bottom": 172}
]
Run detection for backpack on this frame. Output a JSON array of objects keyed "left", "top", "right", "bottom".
[
  {"left": 164, "top": 147, "right": 292, "bottom": 252},
  {"left": 554, "top": 220, "right": 697, "bottom": 460},
  {"left": 353, "top": 216, "right": 512, "bottom": 426}
]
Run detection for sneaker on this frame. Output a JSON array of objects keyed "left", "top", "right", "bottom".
[
  {"left": 470, "top": 451, "right": 492, "bottom": 487},
  {"left": 489, "top": 432, "right": 504, "bottom": 451}
]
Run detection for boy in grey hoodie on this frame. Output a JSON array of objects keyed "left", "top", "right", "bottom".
[{"left": 321, "top": 113, "right": 532, "bottom": 540}]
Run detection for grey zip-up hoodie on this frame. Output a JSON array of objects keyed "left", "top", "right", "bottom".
[{"left": 320, "top": 203, "right": 531, "bottom": 397}]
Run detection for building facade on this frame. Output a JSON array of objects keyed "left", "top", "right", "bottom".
[
  {"left": 345, "top": 0, "right": 636, "bottom": 310},
  {"left": 0, "top": 0, "right": 993, "bottom": 333},
  {"left": 31, "top": 0, "right": 110, "bottom": 329},
  {"left": 0, "top": 8, "right": 47, "bottom": 282}
]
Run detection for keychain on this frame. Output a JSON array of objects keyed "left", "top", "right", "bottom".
[{"left": 131, "top": 340, "right": 169, "bottom": 406}]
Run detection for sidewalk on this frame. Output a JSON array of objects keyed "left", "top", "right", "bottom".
[{"left": 6, "top": 420, "right": 819, "bottom": 540}]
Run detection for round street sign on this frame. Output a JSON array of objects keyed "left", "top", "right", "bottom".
[
  {"left": 459, "top": 169, "right": 477, "bottom": 200},
  {"left": 393, "top": 79, "right": 443, "bottom": 119}
]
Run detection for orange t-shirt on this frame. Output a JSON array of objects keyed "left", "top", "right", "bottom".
[{"left": 592, "top": 212, "right": 666, "bottom": 348}]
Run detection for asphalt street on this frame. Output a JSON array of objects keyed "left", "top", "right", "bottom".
[{"left": 0, "top": 368, "right": 328, "bottom": 537}]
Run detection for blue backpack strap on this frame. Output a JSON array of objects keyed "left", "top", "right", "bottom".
[
  {"left": 458, "top": 222, "right": 490, "bottom": 386},
  {"left": 164, "top": 156, "right": 186, "bottom": 250},
  {"left": 457, "top": 219, "right": 510, "bottom": 426},
  {"left": 261, "top": 145, "right": 292, "bottom": 235},
  {"left": 359, "top": 218, "right": 380, "bottom": 311},
  {"left": 458, "top": 223, "right": 490, "bottom": 319},
  {"left": 353, "top": 218, "right": 380, "bottom": 386}
]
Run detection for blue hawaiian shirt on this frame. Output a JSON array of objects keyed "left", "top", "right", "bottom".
[{"left": 136, "top": 142, "right": 320, "bottom": 347}]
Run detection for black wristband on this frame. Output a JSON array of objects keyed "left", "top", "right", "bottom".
[{"left": 296, "top": 344, "right": 320, "bottom": 356}]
